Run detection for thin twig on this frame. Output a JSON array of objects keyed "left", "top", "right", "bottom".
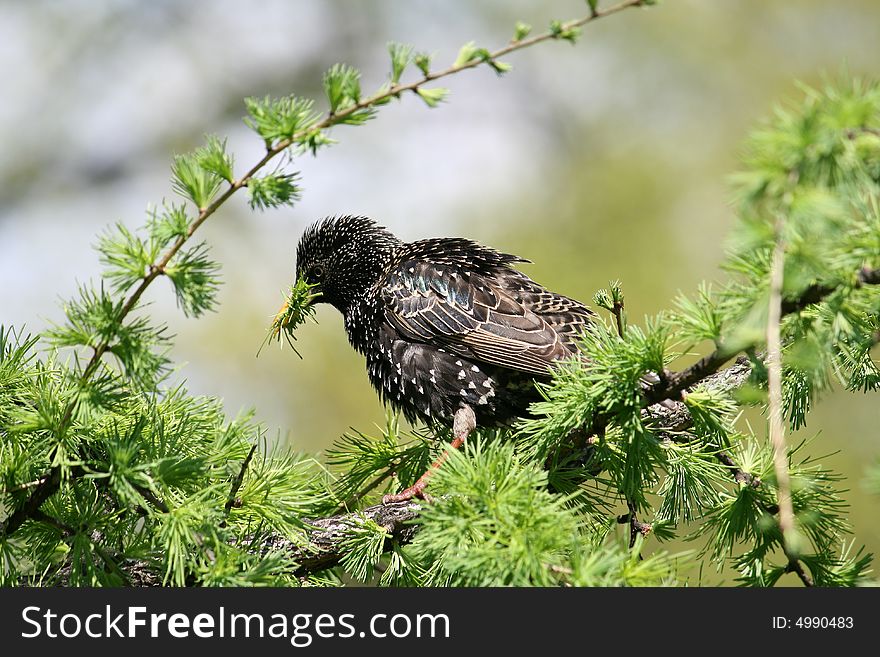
[
  {"left": 608, "top": 289, "right": 646, "bottom": 549},
  {"left": 787, "top": 559, "right": 815, "bottom": 587},
  {"left": 715, "top": 450, "right": 762, "bottom": 488},
  {"left": 223, "top": 443, "right": 259, "bottom": 518},
  {"left": 766, "top": 216, "right": 795, "bottom": 544},
  {"left": 133, "top": 484, "right": 169, "bottom": 513},
  {"left": 612, "top": 299, "right": 625, "bottom": 339},
  {"left": 618, "top": 500, "right": 651, "bottom": 549},
  {"left": 9, "top": 476, "right": 49, "bottom": 492},
  {"left": 32, "top": 509, "right": 74, "bottom": 536},
  {"left": 333, "top": 464, "right": 397, "bottom": 516},
  {"left": 766, "top": 209, "right": 811, "bottom": 585}
]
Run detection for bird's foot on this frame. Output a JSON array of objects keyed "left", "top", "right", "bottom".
[
  {"left": 382, "top": 406, "right": 476, "bottom": 505},
  {"left": 382, "top": 480, "right": 431, "bottom": 504}
]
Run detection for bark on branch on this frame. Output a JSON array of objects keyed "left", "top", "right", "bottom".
[
  {"left": 279, "top": 500, "right": 423, "bottom": 578},
  {"left": 99, "top": 501, "right": 424, "bottom": 587}
]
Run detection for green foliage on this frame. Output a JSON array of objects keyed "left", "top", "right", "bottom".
[
  {"left": 171, "top": 152, "right": 223, "bottom": 210},
  {"left": 260, "top": 276, "right": 320, "bottom": 357},
  {"left": 655, "top": 441, "right": 727, "bottom": 524},
  {"left": 339, "top": 518, "right": 390, "bottom": 581},
  {"left": 508, "top": 76, "right": 880, "bottom": 586},
  {"left": 388, "top": 42, "right": 413, "bottom": 84},
  {"left": 244, "top": 94, "right": 320, "bottom": 146},
  {"left": 414, "top": 52, "right": 432, "bottom": 77},
  {"left": 323, "top": 63, "right": 362, "bottom": 114},
  {"left": 415, "top": 87, "right": 450, "bottom": 108},
  {"left": 518, "top": 317, "right": 671, "bottom": 460},
  {"left": 453, "top": 42, "right": 511, "bottom": 75},
  {"left": 0, "top": 377, "right": 330, "bottom": 586},
  {"left": 513, "top": 21, "right": 532, "bottom": 42},
  {"left": 549, "top": 19, "right": 581, "bottom": 43},
  {"left": 410, "top": 438, "right": 679, "bottom": 586},
  {"left": 247, "top": 172, "right": 302, "bottom": 211},
  {"left": 45, "top": 283, "right": 172, "bottom": 392},
  {"left": 164, "top": 242, "right": 222, "bottom": 317},
  {"left": 701, "top": 439, "right": 873, "bottom": 587},
  {"left": 146, "top": 204, "right": 191, "bottom": 245},
  {"left": 1, "top": 4, "right": 876, "bottom": 589},
  {"left": 454, "top": 41, "right": 480, "bottom": 68},
  {"left": 96, "top": 223, "right": 160, "bottom": 292},
  {"left": 673, "top": 283, "right": 724, "bottom": 345},
  {"left": 194, "top": 135, "right": 235, "bottom": 183},
  {"left": 325, "top": 413, "right": 435, "bottom": 508}
]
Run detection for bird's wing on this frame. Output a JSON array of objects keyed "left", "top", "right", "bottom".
[{"left": 380, "top": 259, "right": 591, "bottom": 376}]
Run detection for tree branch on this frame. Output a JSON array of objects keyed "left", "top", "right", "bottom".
[
  {"left": 0, "top": 0, "right": 647, "bottom": 541},
  {"left": 282, "top": 500, "right": 424, "bottom": 578},
  {"left": 644, "top": 265, "right": 880, "bottom": 407},
  {"left": 642, "top": 355, "right": 754, "bottom": 433},
  {"left": 767, "top": 213, "right": 801, "bottom": 581}
]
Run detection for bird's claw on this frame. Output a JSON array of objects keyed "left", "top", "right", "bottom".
[{"left": 382, "top": 482, "right": 430, "bottom": 504}]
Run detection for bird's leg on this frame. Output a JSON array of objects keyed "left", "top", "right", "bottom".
[{"left": 382, "top": 405, "right": 476, "bottom": 504}]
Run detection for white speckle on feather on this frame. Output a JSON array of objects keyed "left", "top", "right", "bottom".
[{"left": 457, "top": 370, "right": 466, "bottom": 380}]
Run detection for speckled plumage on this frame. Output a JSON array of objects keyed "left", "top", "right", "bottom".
[{"left": 295, "top": 215, "right": 594, "bottom": 429}]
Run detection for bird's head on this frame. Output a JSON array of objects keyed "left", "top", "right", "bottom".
[{"left": 295, "top": 215, "right": 401, "bottom": 314}]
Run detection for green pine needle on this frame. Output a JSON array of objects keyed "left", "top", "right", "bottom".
[{"left": 257, "top": 277, "right": 321, "bottom": 358}]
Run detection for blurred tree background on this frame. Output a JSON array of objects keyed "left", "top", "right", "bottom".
[{"left": 1, "top": 0, "right": 879, "bottom": 579}]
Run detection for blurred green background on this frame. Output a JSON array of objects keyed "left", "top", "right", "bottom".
[{"left": 1, "top": 0, "right": 878, "bottom": 582}]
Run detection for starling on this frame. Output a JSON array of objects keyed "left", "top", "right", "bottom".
[{"left": 295, "top": 215, "right": 594, "bottom": 501}]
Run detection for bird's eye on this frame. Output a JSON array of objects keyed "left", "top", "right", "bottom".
[{"left": 311, "top": 264, "right": 326, "bottom": 280}]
